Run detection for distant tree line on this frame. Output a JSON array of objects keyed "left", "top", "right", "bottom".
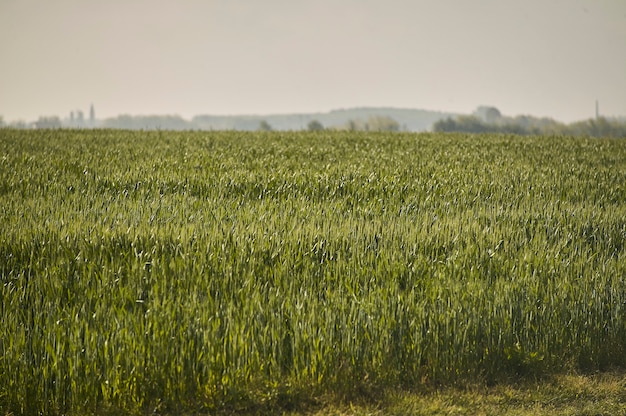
[
  {"left": 33, "top": 116, "right": 63, "bottom": 129},
  {"left": 253, "top": 116, "right": 401, "bottom": 132},
  {"left": 3, "top": 106, "right": 625, "bottom": 137},
  {"left": 340, "top": 115, "right": 401, "bottom": 132},
  {"left": 100, "top": 114, "right": 196, "bottom": 130},
  {"left": 434, "top": 107, "right": 626, "bottom": 138}
]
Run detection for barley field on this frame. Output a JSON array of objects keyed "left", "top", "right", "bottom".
[{"left": 1, "top": 129, "right": 625, "bottom": 414}]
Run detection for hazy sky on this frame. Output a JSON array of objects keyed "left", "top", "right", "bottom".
[{"left": 1, "top": 0, "right": 625, "bottom": 123}]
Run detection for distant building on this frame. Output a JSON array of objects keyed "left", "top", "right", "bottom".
[{"left": 89, "top": 104, "right": 95, "bottom": 127}]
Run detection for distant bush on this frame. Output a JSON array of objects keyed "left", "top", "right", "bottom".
[{"left": 307, "top": 119, "right": 324, "bottom": 131}]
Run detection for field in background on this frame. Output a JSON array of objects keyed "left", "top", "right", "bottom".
[{"left": 1, "top": 130, "right": 625, "bottom": 415}]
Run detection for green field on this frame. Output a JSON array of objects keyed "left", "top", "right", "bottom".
[{"left": 1, "top": 129, "right": 625, "bottom": 415}]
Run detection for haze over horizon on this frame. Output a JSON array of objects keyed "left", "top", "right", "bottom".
[{"left": 1, "top": 0, "right": 625, "bottom": 124}]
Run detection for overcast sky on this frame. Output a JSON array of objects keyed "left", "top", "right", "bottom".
[{"left": 1, "top": 0, "right": 625, "bottom": 123}]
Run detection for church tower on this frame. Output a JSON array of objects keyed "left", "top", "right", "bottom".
[{"left": 89, "top": 104, "right": 95, "bottom": 127}]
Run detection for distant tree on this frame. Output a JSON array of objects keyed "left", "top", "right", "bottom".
[
  {"left": 76, "top": 110, "right": 85, "bottom": 126},
  {"left": 433, "top": 117, "right": 453, "bottom": 132},
  {"left": 474, "top": 106, "right": 502, "bottom": 124},
  {"left": 458, "top": 116, "right": 494, "bottom": 133},
  {"left": 307, "top": 120, "right": 324, "bottom": 131},
  {"left": 34, "top": 116, "right": 62, "bottom": 129},
  {"left": 340, "top": 116, "right": 400, "bottom": 132},
  {"left": 344, "top": 119, "right": 369, "bottom": 131},
  {"left": 9, "top": 120, "right": 28, "bottom": 129},
  {"left": 367, "top": 115, "right": 400, "bottom": 132},
  {"left": 0, "top": 115, "right": 4, "bottom": 128},
  {"left": 258, "top": 120, "right": 273, "bottom": 131},
  {"left": 433, "top": 116, "right": 495, "bottom": 134},
  {"left": 485, "top": 107, "right": 501, "bottom": 124}
]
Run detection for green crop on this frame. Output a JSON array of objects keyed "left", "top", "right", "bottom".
[{"left": 1, "top": 129, "right": 625, "bottom": 414}]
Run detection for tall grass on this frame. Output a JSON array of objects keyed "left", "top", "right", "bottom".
[{"left": 1, "top": 129, "right": 625, "bottom": 414}]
